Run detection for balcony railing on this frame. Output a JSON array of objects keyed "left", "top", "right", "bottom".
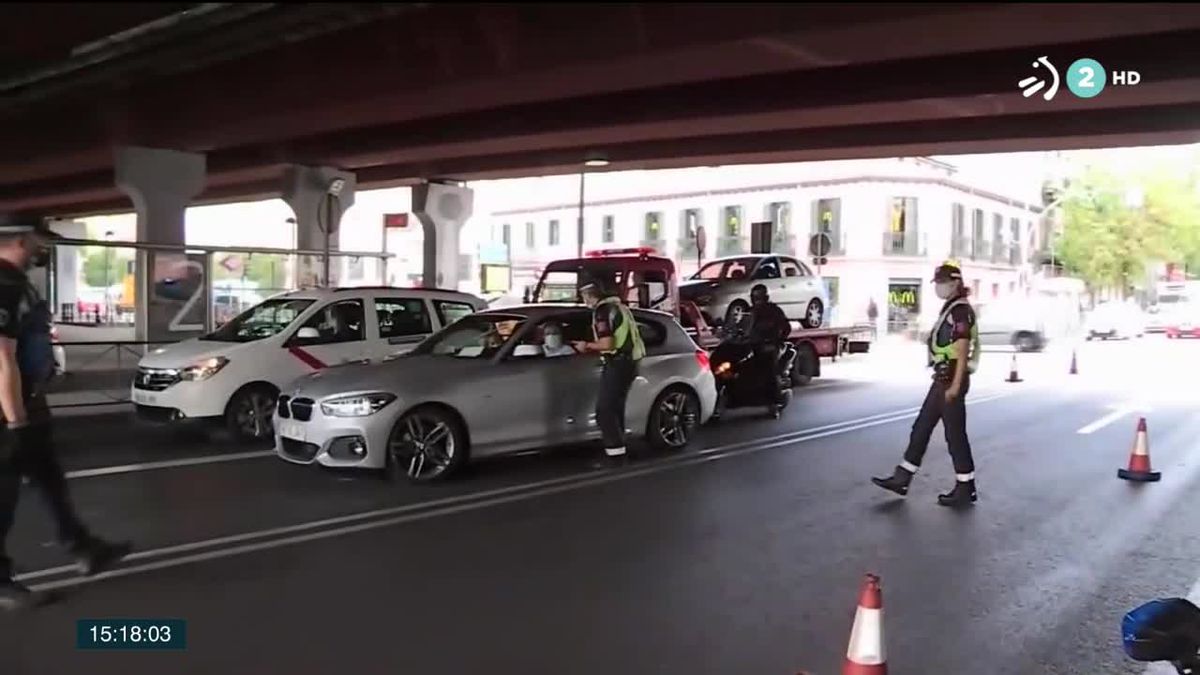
[
  {"left": 991, "top": 240, "right": 1006, "bottom": 264},
  {"left": 973, "top": 240, "right": 992, "bottom": 261},
  {"left": 882, "top": 231, "right": 926, "bottom": 256},
  {"left": 951, "top": 236, "right": 972, "bottom": 259},
  {"left": 717, "top": 236, "right": 746, "bottom": 258},
  {"left": 641, "top": 238, "right": 667, "bottom": 253}
]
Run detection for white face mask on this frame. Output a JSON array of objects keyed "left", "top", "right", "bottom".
[
  {"left": 934, "top": 281, "right": 959, "bottom": 300},
  {"left": 545, "top": 332, "right": 563, "bottom": 349}
]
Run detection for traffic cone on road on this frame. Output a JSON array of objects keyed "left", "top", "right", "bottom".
[
  {"left": 1069, "top": 349, "right": 1079, "bottom": 375},
  {"left": 1006, "top": 354, "right": 1023, "bottom": 383},
  {"left": 843, "top": 573, "right": 887, "bottom": 674},
  {"left": 1118, "top": 418, "right": 1161, "bottom": 482}
]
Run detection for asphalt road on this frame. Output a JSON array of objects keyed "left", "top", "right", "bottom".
[{"left": 1, "top": 337, "right": 1198, "bottom": 674}]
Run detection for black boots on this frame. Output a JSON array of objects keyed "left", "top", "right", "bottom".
[
  {"left": 872, "top": 467, "right": 978, "bottom": 507},
  {"left": 871, "top": 465, "right": 914, "bottom": 496},
  {"left": 73, "top": 538, "right": 133, "bottom": 577},
  {"left": 937, "top": 480, "right": 978, "bottom": 508}
]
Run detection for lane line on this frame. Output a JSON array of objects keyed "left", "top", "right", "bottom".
[
  {"left": 1076, "top": 407, "right": 1133, "bottom": 435},
  {"left": 65, "top": 450, "right": 275, "bottom": 479},
  {"left": 22, "top": 391, "right": 1012, "bottom": 590}
]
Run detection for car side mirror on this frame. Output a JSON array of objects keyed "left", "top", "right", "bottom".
[
  {"left": 1123, "top": 598, "right": 1200, "bottom": 665},
  {"left": 296, "top": 327, "right": 320, "bottom": 340},
  {"left": 512, "top": 344, "right": 542, "bottom": 358}
]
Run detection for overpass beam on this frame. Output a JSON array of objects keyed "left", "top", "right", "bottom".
[
  {"left": 413, "top": 181, "right": 474, "bottom": 291},
  {"left": 282, "top": 165, "right": 356, "bottom": 288},
  {"left": 114, "top": 146, "right": 206, "bottom": 342}
]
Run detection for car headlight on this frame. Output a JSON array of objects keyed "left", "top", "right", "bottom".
[
  {"left": 320, "top": 393, "right": 397, "bottom": 417},
  {"left": 179, "top": 356, "right": 229, "bottom": 381}
]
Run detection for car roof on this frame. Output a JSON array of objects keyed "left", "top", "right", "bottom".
[
  {"left": 270, "top": 286, "right": 485, "bottom": 303},
  {"left": 703, "top": 253, "right": 782, "bottom": 264},
  {"left": 476, "top": 303, "right": 676, "bottom": 322}
]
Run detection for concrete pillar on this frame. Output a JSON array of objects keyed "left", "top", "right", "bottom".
[
  {"left": 115, "top": 146, "right": 206, "bottom": 342},
  {"left": 413, "top": 181, "right": 474, "bottom": 291},
  {"left": 282, "top": 165, "right": 356, "bottom": 288}
]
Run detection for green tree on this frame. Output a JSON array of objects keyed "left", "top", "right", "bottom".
[
  {"left": 1056, "top": 165, "right": 1200, "bottom": 294},
  {"left": 81, "top": 248, "right": 134, "bottom": 288}
]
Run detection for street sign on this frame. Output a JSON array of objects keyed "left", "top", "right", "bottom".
[
  {"left": 808, "top": 232, "right": 833, "bottom": 258},
  {"left": 383, "top": 213, "right": 410, "bottom": 229},
  {"left": 812, "top": 256, "right": 828, "bottom": 266},
  {"left": 478, "top": 242, "right": 509, "bottom": 265},
  {"left": 696, "top": 225, "right": 707, "bottom": 257}
]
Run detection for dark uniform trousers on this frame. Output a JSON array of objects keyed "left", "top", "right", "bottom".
[
  {"left": 0, "top": 393, "right": 88, "bottom": 578},
  {"left": 596, "top": 355, "right": 638, "bottom": 450},
  {"left": 902, "top": 369, "right": 975, "bottom": 475}
]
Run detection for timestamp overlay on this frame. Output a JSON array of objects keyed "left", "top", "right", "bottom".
[{"left": 76, "top": 619, "right": 187, "bottom": 651}]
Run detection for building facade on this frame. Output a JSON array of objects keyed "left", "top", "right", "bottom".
[{"left": 483, "top": 158, "right": 1046, "bottom": 333}]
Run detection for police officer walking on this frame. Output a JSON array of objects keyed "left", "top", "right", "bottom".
[
  {"left": 0, "top": 215, "right": 131, "bottom": 610},
  {"left": 573, "top": 278, "right": 645, "bottom": 468},
  {"left": 871, "top": 261, "right": 980, "bottom": 507}
]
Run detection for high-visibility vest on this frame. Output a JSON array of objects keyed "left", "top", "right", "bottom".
[
  {"left": 596, "top": 297, "right": 645, "bottom": 361},
  {"left": 928, "top": 297, "right": 979, "bottom": 374}
]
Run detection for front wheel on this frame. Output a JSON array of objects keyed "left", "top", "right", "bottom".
[
  {"left": 224, "top": 384, "right": 279, "bottom": 443},
  {"left": 791, "top": 343, "right": 816, "bottom": 387},
  {"left": 387, "top": 406, "right": 468, "bottom": 483},
  {"left": 724, "top": 301, "right": 750, "bottom": 327},
  {"left": 646, "top": 387, "right": 699, "bottom": 452}
]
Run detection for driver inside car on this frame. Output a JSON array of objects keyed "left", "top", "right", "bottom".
[{"left": 541, "top": 321, "right": 576, "bottom": 358}]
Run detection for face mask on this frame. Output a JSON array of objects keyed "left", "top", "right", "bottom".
[
  {"left": 934, "top": 281, "right": 958, "bottom": 300},
  {"left": 545, "top": 332, "right": 563, "bottom": 350}
]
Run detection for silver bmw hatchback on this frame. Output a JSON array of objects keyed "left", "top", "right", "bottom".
[{"left": 274, "top": 304, "right": 717, "bottom": 482}]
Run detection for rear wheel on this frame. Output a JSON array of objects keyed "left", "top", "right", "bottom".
[
  {"left": 791, "top": 343, "right": 816, "bottom": 387},
  {"left": 224, "top": 384, "right": 279, "bottom": 443},
  {"left": 801, "top": 299, "right": 824, "bottom": 329},
  {"left": 646, "top": 386, "right": 699, "bottom": 452},
  {"left": 387, "top": 406, "right": 468, "bottom": 483}
]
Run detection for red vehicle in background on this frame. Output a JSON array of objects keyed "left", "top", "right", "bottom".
[
  {"left": 527, "top": 247, "right": 872, "bottom": 386},
  {"left": 1165, "top": 306, "right": 1200, "bottom": 338}
]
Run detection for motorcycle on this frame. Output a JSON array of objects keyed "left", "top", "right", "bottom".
[
  {"left": 1123, "top": 597, "right": 1200, "bottom": 673},
  {"left": 708, "top": 317, "right": 796, "bottom": 420}
]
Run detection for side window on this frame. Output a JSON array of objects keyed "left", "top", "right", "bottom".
[
  {"left": 753, "top": 260, "right": 781, "bottom": 279},
  {"left": 376, "top": 297, "right": 432, "bottom": 340},
  {"left": 293, "top": 299, "right": 365, "bottom": 345},
  {"left": 781, "top": 259, "right": 804, "bottom": 278},
  {"left": 634, "top": 316, "right": 668, "bottom": 349},
  {"left": 513, "top": 313, "right": 593, "bottom": 358},
  {"left": 434, "top": 300, "right": 476, "bottom": 327}
]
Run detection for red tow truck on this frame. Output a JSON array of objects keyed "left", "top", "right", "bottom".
[{"left": 527, "top": 247, "right": 872, "bottom": 385}]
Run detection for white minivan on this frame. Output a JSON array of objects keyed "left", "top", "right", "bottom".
[{"left": 132, "top": 287, "right": 486, "bottom": 441}]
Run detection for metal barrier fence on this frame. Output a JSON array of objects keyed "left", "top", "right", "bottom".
[{"left": 47, "top": 340, "right": 176, "bottom": 410}]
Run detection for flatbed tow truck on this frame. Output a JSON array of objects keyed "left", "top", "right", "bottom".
[{"left": 527, "top": 247, "right": 872, "bottom": 386}]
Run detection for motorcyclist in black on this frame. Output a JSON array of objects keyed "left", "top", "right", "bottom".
[{"left": 747, "top": 283, "right": 790, "bottom": 417}]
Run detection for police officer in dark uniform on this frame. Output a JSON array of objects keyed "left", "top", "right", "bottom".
[
  {"left": 0, "top": 215, "right": 131, "bottom": 610},
  {"left": 871, "top": 260, "right": 981, "bottom": 507},
  {"left": 747, "top": 283, "right": 791, "bottom": 418},
  {"left": 572, "top": 277, "right": 645, "bottom": 468}
]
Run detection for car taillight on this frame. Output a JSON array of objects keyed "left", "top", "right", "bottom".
[{"left": 695, "top": 350, "right": 710, "bottom": 370}]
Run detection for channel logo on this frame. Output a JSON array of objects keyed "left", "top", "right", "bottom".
[{"left": 1019, "top": 57, "right": 1141, "bottom": 101}]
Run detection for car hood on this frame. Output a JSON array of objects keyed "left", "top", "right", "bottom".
[
  {"left": 679, "top": 279, "right": 720, "bottom": 297},
  {"left": 138, "top": 338, "right": 255, "bottom": 368},
  {"left": 283, "top": 354, "right": 485, "bottom": 399}
]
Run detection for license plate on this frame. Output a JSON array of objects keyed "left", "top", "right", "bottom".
[
  {"left": 277, "top": 421, "right": 306, "bottom": 442},
  {"left": 132, "top": 391, "right": 156, "bottom": 405}
]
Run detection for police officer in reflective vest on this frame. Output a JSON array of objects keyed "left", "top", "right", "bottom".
[
  {"left": 0, "top": 215, "right": 131, "bottom": 610},
  {"left": 872, "top": 261, "right": 981, "bottom": 507},
  {"left": 573, "top": 278, "right": 645, "bottom": 468}
]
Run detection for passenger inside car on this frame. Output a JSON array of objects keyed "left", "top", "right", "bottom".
[{"left": 541, "top": 322, "right": 576, "bottom": 357}]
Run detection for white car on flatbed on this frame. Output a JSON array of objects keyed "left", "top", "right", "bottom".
[{"left": 132, "top": 286, "right": 487, "bottom": 441}]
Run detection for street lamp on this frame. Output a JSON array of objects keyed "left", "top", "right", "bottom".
[
  {"left": 577, "top": 152, "right": 609, "bottom": 257},
  {"left": 103, "top": 230, "right": 114, "bottom": 323}
]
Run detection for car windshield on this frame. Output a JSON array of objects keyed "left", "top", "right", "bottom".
[
  {"left": 692, "top": 257, "right": 758, "bottom": 281},
  {"left": 200, "top": 298, "right": 315, "bottom": 343},
  {"left": 412, "top": 314, "right": 528, "bottom": 358}
]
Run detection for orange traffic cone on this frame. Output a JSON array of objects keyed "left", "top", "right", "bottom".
[
  {"left": 1006, "top": 354, "right": 1022, "bottom": 383},
  {"left": 844, "top": 573, "right": 887, "bottom": 674},
  {"left": 1069, "top": 350, "right": 1079, "bottom": 375},
  {"left": 1118, "top": 418, "right": 1160, "bottom": 482}
]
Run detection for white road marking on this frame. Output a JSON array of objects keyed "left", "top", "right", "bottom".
[
  {"left": 65, "top": 450, "right": 275, "bottom": 479},
  {"left": 23, "top": 391, "right": 1013, "bottom": 591},
  {"left": 1076, "top": 402, "right": 1152, "bottom": 435}
]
